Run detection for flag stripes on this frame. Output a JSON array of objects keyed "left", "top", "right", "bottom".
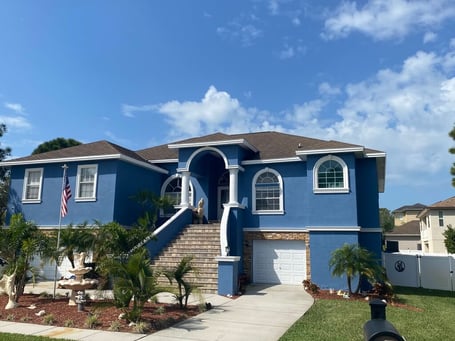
[{"left": 60, "top": 173, "right": 72, "bottom": 217}]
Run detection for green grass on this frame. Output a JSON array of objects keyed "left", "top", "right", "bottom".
[{"left": 280, "top": 287, "right": 455, "bottom": 341}]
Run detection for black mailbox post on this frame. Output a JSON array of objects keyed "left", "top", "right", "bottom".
[{"left": 363, "top": 299, "right": 406, "bottom": 341}]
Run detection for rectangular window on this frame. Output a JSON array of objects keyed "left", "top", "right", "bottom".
[
  {"left": 438, "top": 211, "right": 444, "bottom": 227},
  {"left": 22, "top": 168, "right": 43, "bottom": 202},
  {"left": 256, "top": 185, "right": 280, "bottom": 211},
  {"left": 76, "top": 164, "right": 98, "bottom": 201}
]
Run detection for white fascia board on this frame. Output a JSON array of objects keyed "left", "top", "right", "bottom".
[
  {"left": 295, "top": 147, "right": 364, "bottom": 157},
  {"left": 168, "top": 138, "right": 258, "bottom": 153},
  {"left": 306, "top": 226, "right": 361, "bottom": 231},
  {"left": 365, "top": 152, "right": 386, "bottom": 158},
  {"left": 0, "top": 154, "right": 168, "bottom": 174},
  {"left": 148, "top": 159, "right": 179, "bottom": 164},
  {"left": 242, "top": 157, "right": 301, "bottom": 165}
]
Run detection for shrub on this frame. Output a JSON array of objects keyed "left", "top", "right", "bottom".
[
  {"left": 85, "top": 314, "right": 100, "bottom": 329},
  {"left": 63, "top": 319, "right": 74, "bottom": 327},
  {"left": 43, "top": 314, "right": 55, "bottom": 325},
  {"left": 108, "top": 320, "right": 122, "bottom": 332}
]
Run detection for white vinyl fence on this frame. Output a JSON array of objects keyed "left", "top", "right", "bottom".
[{"left": 383, "top": 252, "right": 455, "bottom": 291}]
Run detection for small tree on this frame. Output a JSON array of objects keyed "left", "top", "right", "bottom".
[
  {"left": 108, "top": 248, "right": 159, "bottom": 322},
  {"left": 443, "top": 224, "right": 455, "bottom": 253},
  {"left": 31, "top": 137, "right": 81, "bottom": 155},
  {"left": 55, "top": 224, "right": 95, "bottom": 268},
  {"left": 329, "top": 243, "right": 384, "bottom": 295},
  {"left": 0, "top": 214, "right": 53, "bottom": 303},
  {"left": 379, "top": 208, "right": 394, "bottom": 233},
  {"left": 163, "top": 256, "right": 198, "bottom": 309}
]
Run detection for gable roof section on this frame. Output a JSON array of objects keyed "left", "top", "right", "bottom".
[
  {"left": 385, "top": 220, "right": 420, "bottom": 236},
  {"left": 417, "top": 196, "right": 455, "bottom": 218},
  {"left": 392, "top": 203, "right": 426, "bottom": 214},
  {"left": 0, "top": 141, "right": 168, "bottom": 174}
]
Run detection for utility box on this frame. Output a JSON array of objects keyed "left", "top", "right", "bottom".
[{"left": 363, "top": 299, "right": 406, "bottom": 341}]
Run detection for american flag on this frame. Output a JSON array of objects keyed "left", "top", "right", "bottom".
[{"left": 60, "top": 173, "right": 72, "bottom": 217}]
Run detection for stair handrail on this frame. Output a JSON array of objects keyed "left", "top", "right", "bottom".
[
  {"left": 220, "top": 204, "right": 231, "bottom": 256},
  {"left": 127, "top": 207, "right": 189, "bottom": 256}
]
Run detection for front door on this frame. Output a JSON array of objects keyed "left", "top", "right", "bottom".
[{"left": 217, "top": 186, "right": 229, "bottom": 220}]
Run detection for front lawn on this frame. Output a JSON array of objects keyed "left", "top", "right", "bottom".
[{"left": 280, "top": 287, "right": 455, "bottom": 341}]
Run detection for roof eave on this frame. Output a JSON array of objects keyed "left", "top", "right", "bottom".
[
  {"left": 168, "top": 138, "right": 258, "bottom": 153},
  {"left": 0, "top": 154, "right": 168, "bottom": 174}
]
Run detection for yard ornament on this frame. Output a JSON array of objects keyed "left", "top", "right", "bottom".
[{"left": 0, "top": 272, "right": 17, "bottom": 309}]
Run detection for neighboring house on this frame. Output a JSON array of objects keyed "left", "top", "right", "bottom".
[
  {"left": 392, "top": 203, "right": 426, "bottom": 226},
  {"left": 418, "top": 196, "right": 455, "bottom": 254},
  {"left": 0, "top": 131, "right": 386, "bottom": 291},
  {"left": 384, "top": 203, "right": 426, "bottom": 251},
  {"left": 384, "top": 221, "right": 421, "bottom": 251}
]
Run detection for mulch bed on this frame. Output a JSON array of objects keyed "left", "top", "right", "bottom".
[{"left": 0, "top": 293, "right": 200, "bottom": 334}]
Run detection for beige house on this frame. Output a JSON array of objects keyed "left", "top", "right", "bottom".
[
  {"left": 384, "top": 203, "right": 426, "bottom": 251},
  {"left": 418, "top": 196, "right": 455, "bottom": 254}
]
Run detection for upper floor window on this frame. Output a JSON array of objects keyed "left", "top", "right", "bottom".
[
  {"left": 76, "top": 164, "right": 97, "bottom": 201},
  {"left": 161, "top": 175, "right": 193, "bottom": 216},
  {"left": 438, "top": 211, "right": 444, "bottom": 227},
  {"left": 253, "top": 168, "right": 283, "bottom": 214},
  {"left": 22, "top": 168, "right": 43, "bottom": 202},
  {"left": 313, "top": 155, "right": 349, "bottom": 193}
]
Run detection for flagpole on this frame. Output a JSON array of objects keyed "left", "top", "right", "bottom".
[{"left": 53, "top": 164, "right": 68, "bottom": 299}]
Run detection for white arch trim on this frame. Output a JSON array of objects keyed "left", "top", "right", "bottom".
[
  {"left": 160, "top": 174, "right": 194, "bottom": 215},
  {"left": 179, "top": 146, "right": 230, "bottom": 171},
  {"left": 313, "top": 154, "right": 349, "bottom": 193},
  {"left": 252, "top": 167, "right": 284, "bottom": 215}
]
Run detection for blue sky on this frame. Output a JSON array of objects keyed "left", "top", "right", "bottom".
[{"left": 0, "top": 0, "right": 454, "bottom": 211}]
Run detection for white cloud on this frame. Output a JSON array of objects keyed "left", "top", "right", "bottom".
[
  {"left": 152, "top": 86, "right": 281, "bottom": 138},
  {"left": 322, "top": 0, "right": 455, "bottom": 40},
  {"left": 0, "top": 115, "right": 31, "bottom": 129},
  {"left": 319, "top": 82, "right": 341, "bottom": 96},
  {"left": 217, "top": 18, "right": 263, "bottom": 47},
  {"left": 423, "top": 31, "right": 437, "bottom": 44},
  {"left": 121, "top": 104, "right": 156, "bottom": 118},
  {"left": 4, "top": 102, "right": 26, "bottom": 114}
]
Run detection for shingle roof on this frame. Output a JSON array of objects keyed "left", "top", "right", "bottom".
[
  {"left": 385, "top": 220, "right": 420, "bottom": 236},
  {"left": 427, "top": 196, "right": 455, "bottom": 209},
  {"left": 1, "top": 140, "right": 150, "bottom": 165},
  {"left": 392, "top": 203, "right": 426, "bottom": 213},
  {"left": 137, "top": 131, "right": 379, "bottom": 161}
]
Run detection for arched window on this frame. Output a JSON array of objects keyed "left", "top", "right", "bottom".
[
  {"left": 252, "top": 168, "right": 283, "bottom": 214},
  {"left": 161, "top": 175, "right": 193, "bottom": 216},
  {"left": 313, "top": 155, "right": 349, "bottom": 193}
]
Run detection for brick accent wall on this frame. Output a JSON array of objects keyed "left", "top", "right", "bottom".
[{"left": 243, "top": 231, "right": 311, "bottom": 283}]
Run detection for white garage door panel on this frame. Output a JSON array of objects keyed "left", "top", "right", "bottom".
[{"left": 253, "top": 240, "right": 306, "bottom": 285}]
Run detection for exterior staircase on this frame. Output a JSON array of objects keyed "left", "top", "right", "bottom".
[{"left": 151, "top": 223, "right": 220, "bottom": 294}]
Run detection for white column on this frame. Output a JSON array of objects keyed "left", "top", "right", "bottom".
[
  {"left": 228, "top": 168, "right": 239, "bottom": 204},
  {"left": 180, "top": 171, "right": 190, "bottom": 207}
]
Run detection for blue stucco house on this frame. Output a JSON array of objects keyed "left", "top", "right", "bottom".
[{"left": 1, "top": 131, "right": 385, "bottom": 293}]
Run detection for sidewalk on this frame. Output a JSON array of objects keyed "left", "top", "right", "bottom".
[{"left": 0, "top": 282, "right": 313, "bottom": 340}]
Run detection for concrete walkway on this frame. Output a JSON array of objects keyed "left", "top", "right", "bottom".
[{"left": 0, "top": 282, "right": 313, "bottom": 340}]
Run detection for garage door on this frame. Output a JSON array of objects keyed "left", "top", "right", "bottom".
[{"left": 253, "top": 240, "right": 306, "bottom": 284}]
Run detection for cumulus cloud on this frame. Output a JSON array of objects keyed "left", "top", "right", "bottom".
[
  {"left": 121, "top": 104, "right": 156, "bottom": 118},
  {"left": 322, "top": 0, "right": 455, "bottom": 40},
  {"left": 423, "top": 31, "right": 437, "bottom": 44}
]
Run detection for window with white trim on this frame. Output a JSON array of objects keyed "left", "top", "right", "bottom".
[
  {"left": 161, "top": 175, "right": 193, "bottom": 216},
  {"left": 76, "top": 164, "right": 98, "bottom": 201},
  {"left": 313, "top": 155, "right": 349, "bottom": 193},
  {"left": 438, "top": 211, "right": 444, "bottom": 227},
  {"left": 22, "top": 168, "right": 43, "bottom": 202},
  {"left": 253, "top": 168, "right": 283, "bottom": 214}
]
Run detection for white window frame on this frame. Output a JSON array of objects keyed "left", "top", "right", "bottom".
[
  {"left": 438, "top": 211, "right": 444, "bottom": 227},
  {"left": 252, "top": 167, "right": 284, "bottom": 215},
  {"left": 160, "top": 174, "right": 194, "bottom": 216},
  {"left": 75, "top": 164, "right": 98, "bottom": 201},
  {"left": 22, "top": 168, "right": 44, "bottom": 203},
  {"left": 313, "top": 155, "right": 349, "bottom": 193}
]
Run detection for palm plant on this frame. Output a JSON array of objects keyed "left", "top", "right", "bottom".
[
  {"left": 108, "top": 248, "right": 160, "bottom": 322},
  {"left": 163, "top": 256, "right": 198, "bottom": 309},
  {"left": 55, "top": 223, "right": 95, "bottom": 268},
  {"left": 0, "top": 213, "right": 54, "bottom": 302},
  {"left": 329, "top": 243, "right": 384, "bottom": 294}
]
